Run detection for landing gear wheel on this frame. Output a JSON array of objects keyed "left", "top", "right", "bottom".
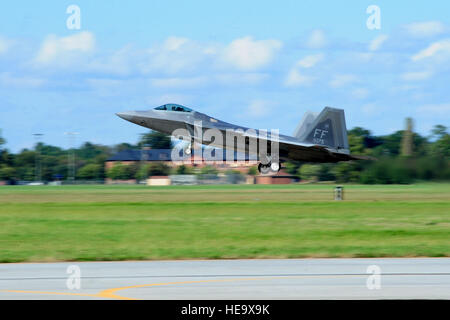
[
  {"left": 270, "top": 162, "right": 280, "bottom": 172},
  {"left": 185, "top": 140, "right": 194, "bottom": 155},
  {"left": 258, "top": 163, "right": 271, "bottom": 175}
]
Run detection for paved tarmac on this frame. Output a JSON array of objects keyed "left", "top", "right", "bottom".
[{"left": 0, "top": 258, "right": 449, "bottom": 299}]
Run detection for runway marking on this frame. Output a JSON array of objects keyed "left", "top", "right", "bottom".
[
  {"left": 1, "top": 275, "right": 349, "bottom": 300},
  {"left": 3, "top": 272, "right": 447, "bottom": 300},
  {"left": 96, "top": 275, "right": 360, "bottom": 300},
  {"left": 1, "top": 290, "right": 102, "bottom": 299},
  {"left": 97, "top": 277, "right": 270, "bottom": 300},
  {"left": 1, "top": 272, "right": 448, "bottom": 281}
]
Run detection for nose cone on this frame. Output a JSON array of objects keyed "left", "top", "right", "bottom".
[{"left": 116, "top": 111, "right": 136, "bottom": 122}]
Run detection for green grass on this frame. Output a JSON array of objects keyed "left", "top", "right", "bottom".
[{"left": 0, "top": 183, "right": 449, "bottom": 262}]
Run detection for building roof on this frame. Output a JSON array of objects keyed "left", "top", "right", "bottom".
[{"left": 107, "top": 148, "right": 258, "bottom": 162}]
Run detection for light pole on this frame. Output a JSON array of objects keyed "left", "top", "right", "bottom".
[
  {"left": 32, "top": 133, "right": 44, "bottom": 182},
  {"left": 65, "top": 132, "right": 79, "bottom": 183}
]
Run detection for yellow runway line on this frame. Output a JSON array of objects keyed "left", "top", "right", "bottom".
[
  {"left": 97, "top": 274, "right": 359, "bottom": 300},
  {"left": 1, "top": 274, "right": 362, "bottom": 300}
]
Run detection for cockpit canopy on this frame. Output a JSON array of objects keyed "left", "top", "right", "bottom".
[{"left": 154, "top": 104, "right": 192, "bottom": 112}]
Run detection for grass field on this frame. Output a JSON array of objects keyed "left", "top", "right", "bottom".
[{"left": 0, "top": 183, "right": 449, "bottom": 262}]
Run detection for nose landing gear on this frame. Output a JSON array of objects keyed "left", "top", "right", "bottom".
[{"left": 185, "top": 144, "right": 192, "bottom": 155}]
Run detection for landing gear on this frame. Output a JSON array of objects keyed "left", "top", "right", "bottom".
[
  {"left": 270, "top": 162, "right": 280, "bottom": 172},
  {"left": 184, "top": 138, "right": 195, "bottom": 155},
  {"left": 185, "top": 144, "right": 192, "bottom": 155},
  {"left": 258, "top": 161, "right": 281, "bottom": 174},
  {"left": 258, "top": 163, "right": 271, "bottom": 174}
]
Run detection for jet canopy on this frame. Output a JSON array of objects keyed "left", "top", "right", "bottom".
[{"left": 154, "top": 104, "right": 192, "bottom": 112}]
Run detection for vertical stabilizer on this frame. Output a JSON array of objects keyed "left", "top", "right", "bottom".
[
  {"left": 297, "top": 107, "right": 349, "bottom": 152},
  {"left": 293, "top": 111, "right": 318, "bottom": 140}
]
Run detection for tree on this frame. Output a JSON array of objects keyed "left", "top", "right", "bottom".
[
  {"left": 0, "top": 149, "right": 13, "bottom": 167},
  {"left": 77, "top": 164, "right": 104, "bottom": 180},
  {"left": 106, "top": 163, "right": 135, "bottom": 180},
  {"left": 430, "top": 125, "right": 450, "bottom": 158},
  {"left": 13, "top": 150, "right": 36, "bottom": 180},
  {"left": 298, "top": 164, "right": 321, "bottom": 181},
  {"left": 348, "top": 127, "right": 382, "bottom": 149},
  {"left": 136, "top": 164, "right": 150, "bottom": 180},
  {"left": 375, "top": 131, "right": 404, "bottom": 156},
  {"left": 0, "top": 166, "right": 15, "bottom": 181},
  {"left": 0, "top": 129, "right": 5, "bottom": 150},
  {"left": 317, "top": 164, "right": 336, "bottom": 181},
  {"left": 348, "top": 133, "right": 365, "bottom": 155},
  {"left": 284, "top": 161, "right": 301, "bottom": 176},
  {"left": 77, "top": 142, "right": 110, "bottom": 160},
  {"left": 175, "top": 165, "right": 193, "bottom": 175},
  {"left": 331, "top": 162, "right": 356, "bottom": 183},
  {"left": 148, "top": 163, "right": 171, "bottom": 176},
  {"left": 114, "top": 143, "right": 136, "bottom": 153},
  {"left": 225, "top": 169, "right": 245, "bottom": 184},
  {"left": 431, "top": 125, "right": 447, "bottom": 140},
  {"left": 200, "top": 165, "right": 218, "bottom": 175},
  {"left": 247, "top": 166, "right": 258, "bottom": 176},
  {"left": 135, "top": 163, "right": 171, "bottom": 179},
  {"left": 138, "top": 131, "right": 173, "bottom": 149},
  {"left": 360, "top": 158, "right": 413, "bottom": 184}
]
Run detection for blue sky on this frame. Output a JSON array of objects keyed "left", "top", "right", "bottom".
[{"left": 1, "top": 0, "right": 449, "bottom": 151}]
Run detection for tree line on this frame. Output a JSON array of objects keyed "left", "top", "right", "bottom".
[
  {"left": 0, "top": 122, "right": 449, "bottom": 184},
  {"left": 287, "top": 124, "right": 449, "bottom": 183}
]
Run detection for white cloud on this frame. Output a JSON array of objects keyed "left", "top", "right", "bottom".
[
  {"left": 86, "top": 78, "right": 123, "bottom": 96},
  {"left": 329, "top": 74, "right": 358, "bottom": 88},
  {"left": 295, "top": 54, "right": 324, "bottom": 68},
  {"left": 34, "top": 31, "right": 95, "bottom": 66},
  {"left": 361, "top": 103, "right": 378, "bottom": 115},
  {"left": 0, "top": 72, "right": 46, "bottom": 88},
  {"left": 0, "top": 36, "right": 11, "bottom": 55},
  {"left": 144, "top": 37, "right": 214, "bottom": 74},
  {"left": 284, "top": 54, "right": 323, "bottom": 87},
  {"left": 150, "top": 76, "right": 208, "bottom": 88},
  {"left": 401, "top": 71, "right": 433, "bottom": 81},
  {"left": 368, "top": 34, "right": 388, "bottom": 51},
  {"left": 351, "top": 88, "right": 369, "bottom": 99},
  {"left": 163, "top": 36, "right": 189, "bottom": 51},
  {"left": 149, "top": 73, "right": 268, "bottom": 88},
  {"left": 412, "top": 39, "right": 450, "bottom": 61},
  {"left": 404, "top": 21, "right": 445, "bottom": 38},
  {"left": 215, "top": 73, "right": 268, "bottom": 86},
  {"left": 416, "top": 103, "right": 450, "bottom": 115},
  {"left": 222, "top": 36, "right": 282, "bottom": 70},
  {"left": 306, "top": 29, "right": 326, "bottom": 49},
  {"left": 246, "top": 99, "right": 273, "bottom": 117},
  {"left": 361, "top": 104, "right": 391, "bottom": 117},
  {"left": 89, "top": 45, "right": 137, "bottom": 76},
  {"left": 285, "top": 69, "right": 315, "bottom": 87}
]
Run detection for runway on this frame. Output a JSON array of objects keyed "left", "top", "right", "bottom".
[{"left": 0, "top": 258, "right": 449, "bottom": 299}]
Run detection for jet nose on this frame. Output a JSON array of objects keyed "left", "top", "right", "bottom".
[{"left": 116, "top": 111, "right": 136, "bottom": 122}]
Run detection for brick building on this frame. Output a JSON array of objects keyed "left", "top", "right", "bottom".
[
  {"left": 105, "top": 148, "right": 258, "bottom": 174},
  {"left": 105, "top": 148, "right": 296, "bottom": 184}
]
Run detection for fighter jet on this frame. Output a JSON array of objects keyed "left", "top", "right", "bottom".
[{"left": 117, "top": 104, "right": 368, "bottom": 174}]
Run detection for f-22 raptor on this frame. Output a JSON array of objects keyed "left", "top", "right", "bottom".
[{"left": 117, "top": 104, "right": 367, "bottom": 174}]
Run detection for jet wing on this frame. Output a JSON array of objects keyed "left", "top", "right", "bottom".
[
  {"left": 277, "top": 138, "right": 371, "bottom": 162},
  {"left": 234, "top": 130, "right": 370, "bottom": 163}
]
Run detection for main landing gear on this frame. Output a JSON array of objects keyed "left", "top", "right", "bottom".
[{"left": 258, "top": 161, "right": 281, "bottom": 174}]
